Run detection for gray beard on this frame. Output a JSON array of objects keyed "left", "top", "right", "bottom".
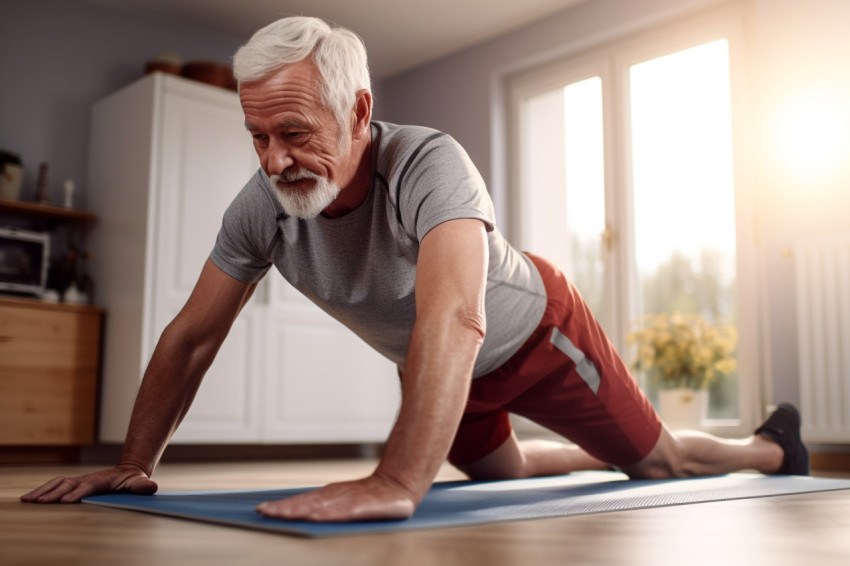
[{"left": 269, "top": 169, "right": 341, "bottom": 219}]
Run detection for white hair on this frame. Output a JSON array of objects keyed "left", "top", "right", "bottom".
[{"left": 232, "top": 16, "right": 372, "bottom": 134}]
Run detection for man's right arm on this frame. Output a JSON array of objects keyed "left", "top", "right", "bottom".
[{"left": 21, "top": 258, "right": 256, "bottom": 503}]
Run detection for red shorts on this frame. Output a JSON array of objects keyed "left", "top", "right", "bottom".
[{"left": 448, "top": 253, "right": 662, "bottom": 467}]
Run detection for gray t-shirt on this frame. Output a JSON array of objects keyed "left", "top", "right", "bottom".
[{"left": 210, "top": 121, "right": 546, "bottom": 377}]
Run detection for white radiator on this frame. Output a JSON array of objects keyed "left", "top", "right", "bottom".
[{"left": 794, "top": 233, "right": 850, "bottom": 442}]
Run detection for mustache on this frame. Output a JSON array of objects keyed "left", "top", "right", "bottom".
[{"left": 270, "top": 168, "right": 322, "bottom": 185}]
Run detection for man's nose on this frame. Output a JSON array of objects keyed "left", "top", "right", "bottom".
[{"left": 265, "top": 140, "right": 295, "bottom": 175}]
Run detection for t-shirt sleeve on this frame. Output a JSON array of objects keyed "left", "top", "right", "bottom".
[
  {"left": 397, "top": 134, "right": 496, "bottom": 242},
  {"left": 209, "top": 173, "right": 275, "bottom": 283}
]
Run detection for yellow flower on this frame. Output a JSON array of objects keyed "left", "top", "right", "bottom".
[{"left": 627, "top": 312, "right": 738, "bottom": 390}]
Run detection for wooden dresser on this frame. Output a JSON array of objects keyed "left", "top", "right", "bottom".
[{"left": 0, "top": 296, "right": 103, "bottom": 445}]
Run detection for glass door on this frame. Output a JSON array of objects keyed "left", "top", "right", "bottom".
[
  {"left": 628, "top": 39, "right": 739, "bottom": 418},
  {"left": 519, "top": 75, "right": 608, "bottom": 324}
]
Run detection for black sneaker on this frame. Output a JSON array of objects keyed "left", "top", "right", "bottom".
[{"left": 755, "top": 403, "right": 810, "bottom": 475}]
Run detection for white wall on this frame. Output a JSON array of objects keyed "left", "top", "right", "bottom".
[
  {"left": 381, "top": 0, "right": 850, "bottom": 410},
  {"left": 749, "top": 0, "right": 850, "bottom": 404},
  {"left": 0, "top": 0, "right": 245, "bottom": 208}
]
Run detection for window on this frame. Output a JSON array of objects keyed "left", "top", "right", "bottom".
[
  {"left": 520, "top": 75, "right": 607, "bottom": 322},
  {"left": 507, "top": 11, "right": 758, "bottom": 432}
]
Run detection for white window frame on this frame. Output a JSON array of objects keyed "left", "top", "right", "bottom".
[{"left": 501, "top": 4, "right": 759, "bottom": 435}]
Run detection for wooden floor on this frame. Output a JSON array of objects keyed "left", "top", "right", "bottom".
[{"left": 3, "top": 459, "right": 850, "bottom": 566}]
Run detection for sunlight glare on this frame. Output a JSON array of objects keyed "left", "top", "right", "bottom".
[
  {"left": 774, "top": 91, "right": 850, "bottom": 178},
  {"left": 629, "top": 39, "right": 736, "bottom": 280},
  {"left": 564, "top": 77, "right": 605, "bottom": 241}
]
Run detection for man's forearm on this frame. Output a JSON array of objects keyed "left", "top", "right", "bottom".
[
  {"left": 374, "top": 218, "right": 489, "bottom": 503},
  {"left": 117, "top": 322, "right": 220, "bottom": 476},
  {"left": 116, "top": 262, "right": 255, "bottom": 476},
  {"left": 375, "top": 311, "right": 483, "bottom": 503}
]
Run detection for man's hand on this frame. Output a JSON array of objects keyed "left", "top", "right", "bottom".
[
  {"left": 255, "top": 472, "right": 416, "bottom": 522},
  {"left": 20, "top": 465, "right": 158, "bottom": 504}
]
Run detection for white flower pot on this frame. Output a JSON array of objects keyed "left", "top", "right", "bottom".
[{"left": 659, "top": 388, "right": 708, "bottom": 430}]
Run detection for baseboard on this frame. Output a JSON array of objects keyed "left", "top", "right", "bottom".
[
  {"left": 811, "top": 452, "right": 850, "bottom": 472},
  {"left": 0, "top": 446, "right": 85, "bottom": 464}
]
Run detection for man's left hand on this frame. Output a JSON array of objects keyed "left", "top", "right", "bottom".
[{"left": 255, "top": 472, "right": 417, "bottom": 522}]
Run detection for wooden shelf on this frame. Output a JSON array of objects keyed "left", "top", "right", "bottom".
[
  {"left": 0, "top": 198, "right": 97, "bottom": 223},
  {"left": 0, "top": 294, "right": 103, "bottom": 314}
]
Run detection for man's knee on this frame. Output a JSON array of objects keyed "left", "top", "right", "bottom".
[
  {"left": 624, "top": 459, "right": 682, "bottom": 480},
  {"left": 456, "top": 431, "right": 531, "bottom": 481},
  {"left": 619, "top": 429, "right": 690, "bottom": 480}
]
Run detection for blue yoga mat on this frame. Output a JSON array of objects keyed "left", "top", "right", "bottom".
[{"left": 82, "top": 471, "right": 850, "bottom": 538}]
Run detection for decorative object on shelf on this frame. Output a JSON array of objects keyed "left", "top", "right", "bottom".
[
  {"left": 628, "top": 312, "right": 738, "bottom": 428},
  {"left": 181, "top": 61, "right": 237, "bottom": 91},
  {"left": 35, "top": 161, "right": 50, "bottom": 205},
  {"left": 0, "top": 149, "right": 24, "bottom": 201},
  {"left": 42, "top": 288, "right": 60, "bottom": 302},
  {"left": 63, "top": 281, "right": 88, "bottom": 305},
  {"left": 145, "top": 51, "right": 183, "bottom": 76},
  {"left": 63, "top": 179, "right": 76, "bottom": 208},
  {"left": 50, "top": 239, "right": 94, "bottom": 305}
]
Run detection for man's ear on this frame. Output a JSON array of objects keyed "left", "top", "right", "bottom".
[{"left": 351, "top": 89, "right": 373, "bottom": 141}]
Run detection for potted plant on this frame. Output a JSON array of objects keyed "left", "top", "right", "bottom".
[
  {"left": 627, "top": 312, "right": 737, "bottom": 428},
  {"left": 1, "top": 150, "right": 24, "bottom": 201}
]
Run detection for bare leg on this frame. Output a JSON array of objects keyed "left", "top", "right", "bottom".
[
  {"left": 619, "top": 426, "right": 784, "bottom": 479},
  {"left": 458, "top": 430, "right": 610, "bottom": 480},
  {"left": 458, "top": 413, "right": 792, "bottom": 481},
  {"left": 674, "top": 429, "right": 784, "bottom": 474}
]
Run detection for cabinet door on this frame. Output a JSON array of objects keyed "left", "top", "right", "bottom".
[
  {"left": 0, "top": 302, "right": 101, "bottom": 445},
  {"left": 262, "top": 276, "right": 401, "bottom": 442},
  {"left": 152, "top": 81, "right": 263, "bottom": 442}
]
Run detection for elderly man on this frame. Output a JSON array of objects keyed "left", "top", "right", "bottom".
[{"left": 22, "top": 16, "right": 808, "bottom": 522}]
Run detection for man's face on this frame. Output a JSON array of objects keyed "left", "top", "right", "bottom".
[{"left": 240, "top": 59, "right": 354, "bottom": 218}]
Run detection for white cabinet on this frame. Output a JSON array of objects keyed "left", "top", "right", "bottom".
[
  {"left": 262, "top": 279, "right": 402, "bottom": 443},
  {"left": 88, "top": 73, "right": 399, "bottom": 445}
]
